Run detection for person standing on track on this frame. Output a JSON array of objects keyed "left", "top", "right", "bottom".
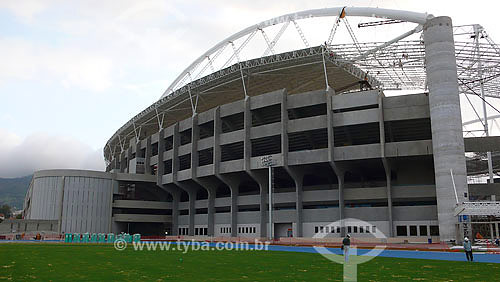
[
  {"left": 342, "top": 234, "right": 351, "bottom": 262},
  {"left": 463, "top": 237, "right": 473, "bottom": 262}
]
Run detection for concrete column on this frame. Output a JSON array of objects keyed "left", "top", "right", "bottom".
[
  {"left": 213, "top": 106, "right": 239, "bottom": 237},
  {"left": 285, "top": 167, "right": 304, "bottom": 238},
  {"left": 326, "top": 87, "right": 345, "bottom": 233},
  {"left": 171, "top": 123, "right": 198, "bottom": 235},
  {"left": 159, "top": 185, "right": 180, "bottom": 236},
  {"left": 382, "top": 159, "right": 393, "bottom": 237},
  {"left": 228, "top": 181, "right": 239, "bottom": 237},
  {"left": 495, "top": 222, "right": 499, "bottom": 238},
  {"left": 120, "top": 151, "right": 126, "bottom": 172},
  {"left": 156, "top": 129, "right": 165, "bottom": 185},
  {"left": 213, "top": 107, "right": 221, "bottom": 174},
  {"left": 135, "top": 141, "right": 142, "bottom": 174},
  {"left": 144, "top": 136, "right": 152, "bottom": 175},
  {"left": 259, "top": 176, "right": 268, "bottom": 239},
  {"left": 379, "top": 93, "right": 393, "bottom": 237},
  {"left": 172, "top": 124, "right": 180, "bottom": 182},
  {"left": 424, "top": 16, "right": 468, "bottom": 241},
  {"left": 193, "top": 177, "right": 217, "bottom": 237},
  {"left": 191, "top": 114, "right": 199, "bottom": 178},
  {"left": 217, "top": 175, "right": 240, "bottom": 237},
  {"left": 338, "top": 173, "right": 345, "bottom": 236},
  {"left": 243, "top": 96, "right": 252, "bottom": 171},
  {"left": 281, "top": 89, "right": 288, "bottom": 167},
  {"left": 248, "top": 171, "right": 269, "bottom": 238},
  {"left": 126, "top": 146, "right": 133, "bottom": 173},
  {"left": 244, "top": 96, "right": 267, "bottom": 237},
  {"left": 175, "top": 182, "right": 199, "bottom": 237},
  {"left": 292, "top": 173, "right": 304, "bottom": 238},
  {"left": 295, "top": 179, "right": 303, "bottom": 238},
  {"left": 188, "top": 190, "right": 196, "bottom": 236},
  {"left": 207, "top": 189, "right": 215, "bottom": 236}
]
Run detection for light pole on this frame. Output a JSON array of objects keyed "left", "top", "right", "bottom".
[{"left": 261, "top": 155, "right": 275, "bottom": 240}]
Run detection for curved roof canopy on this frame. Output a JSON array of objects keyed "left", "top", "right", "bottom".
[
  {"left": 160, "top": 7, "right": 433, "bottom": 99},
  {"left": 104, "top": 7, "right": 500, "bottom": 163}
]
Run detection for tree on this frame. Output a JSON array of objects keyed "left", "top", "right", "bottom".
[{"left": 0, "top": 204, "right": 12, "bottom": 218}]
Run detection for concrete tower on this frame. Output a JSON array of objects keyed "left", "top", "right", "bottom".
[{"left": 424, "top": 16, "right": 468, "bottom": 241}]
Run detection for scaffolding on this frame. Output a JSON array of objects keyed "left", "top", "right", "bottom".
[{"left": 455, "top": 202, "right": 500, "bottom": 216}]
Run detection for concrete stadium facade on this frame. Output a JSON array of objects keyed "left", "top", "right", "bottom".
[
  {"left": 110, "top": 88, "right": 442, "bottom": 240},
  {"left": 23, "top": 8, "right": 500, "bottom": 241}
]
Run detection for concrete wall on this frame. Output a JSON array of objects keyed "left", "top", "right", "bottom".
[{"left": 0, "top": 219, "right": 58, "bottom": 234}]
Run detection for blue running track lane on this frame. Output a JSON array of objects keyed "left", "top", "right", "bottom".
[{"left": 140, "top": 240, "right": 500, "bottom": 263}]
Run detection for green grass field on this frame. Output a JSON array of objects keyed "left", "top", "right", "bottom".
[{"left": 0, "top": 243, "right": 498, "bottom": 281}]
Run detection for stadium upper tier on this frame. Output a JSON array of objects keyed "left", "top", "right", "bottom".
[
  {"left": 104, "top": 7, "right": 500, "bottom": 163},
  {"left": 104, "top": 46, "right": 381, "bottom": 162}
]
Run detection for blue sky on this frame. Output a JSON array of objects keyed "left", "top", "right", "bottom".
[{"left": 1, "top": 0, "right": 500, "bottom": 177}]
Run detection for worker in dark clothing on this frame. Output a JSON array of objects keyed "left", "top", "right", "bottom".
[
  {"left": 342, "top": 234, "right": 351, "bottom": 262},
  {"left": 463, "top": 237, "right": 473, "bottom": 262}
]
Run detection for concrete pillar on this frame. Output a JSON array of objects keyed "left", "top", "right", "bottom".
[
  {"left": 171, "top": 191, "right": 179, "bottom": 236},
  {"left": 193, "top": 178, "right": 218, "bottom": 237},
  {"left": 144, "top": 136, "right": 152, "bottom": 175},
  {"left": 229, "top": 182, "right": 239, "bottom": 237},
  {"left": 285, "top": 167, "right": 304, "bottom": 238},
  {"left": 382, "top": 159, "right": 393, "bottom": 237},
  {"left": 248, "top": 171, "right": 269, "bottom": 238},
  {"left": 295, "top": 179, "right": 303, "bottom": 237},
  {"left": 217, "top": 174, "right": 240, "bottom": 237},
  {"left": 187, "top": 190, "right": 196, "bottom": 236},
  {"left": 214, "top": 106, "right": 240, "bottom": 237},
  {"left": 213, "top": 107, "right": 221, "bottom": 175},
  {"left": 379, "top": 94, "right": 393, "bottom": 237},
  {"left": 156, "top": 129, "right": 165, "bottom": 185},
  {"left": 172, "top": 124, "right": 180, "bottom": 182},
  {"left": 243, "top": 95, "right": 268, "bottom": 237},
  {"left": 281, "top": 89, "right": 288, "bottom": 167},
  {"left": 126, "top": 146, "right": 133, "bottom": 173},
  {"left": 495, "top": 222, "right": 499, "bottom": 238},
  {"left": 190, "top": 114, "right": 217, "bottom": 235},
  {"left": 207, "top": 188, "right": 215, "bottom": 236},
  {"left": 243, "top": 96, "right": 251, "bottom": 171},
  {"left": 191, "top": 114, "right": 199, "bottom": 178},
  {"left": 326, "top": 87, "right": 346, "bottom": 234},
  {"left": 424, "top": 16, "right": 468, "bottom": 241},
  {"left": 159, "top": 185, "right": 180, "bottom": 236},
  {"left": 338, "top": 173, "right": 345, "bottom": 236},
  {"left": 120, "top": 151, "right": 126, "bottom": 172}
]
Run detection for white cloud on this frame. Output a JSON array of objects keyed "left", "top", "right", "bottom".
[
  {"left": 0, "top": 128, "right": 22, "bottom": 151},
  {"left": 0, "top": 129, "right": 105, "bottom": 177},
  {"left": 0, "top": 0, "right": 53, "bottom": 23},
  {"left": 0, "top": 38, "right": 114, "bottom": 92}
]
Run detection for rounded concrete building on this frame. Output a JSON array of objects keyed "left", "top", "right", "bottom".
[{"left": 24, "top": 170, "right": 114, "bottom": 234}]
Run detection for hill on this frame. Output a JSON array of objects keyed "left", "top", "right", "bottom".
[{"left": 0, "top": 175, "right": 32, "bottom": 210}]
